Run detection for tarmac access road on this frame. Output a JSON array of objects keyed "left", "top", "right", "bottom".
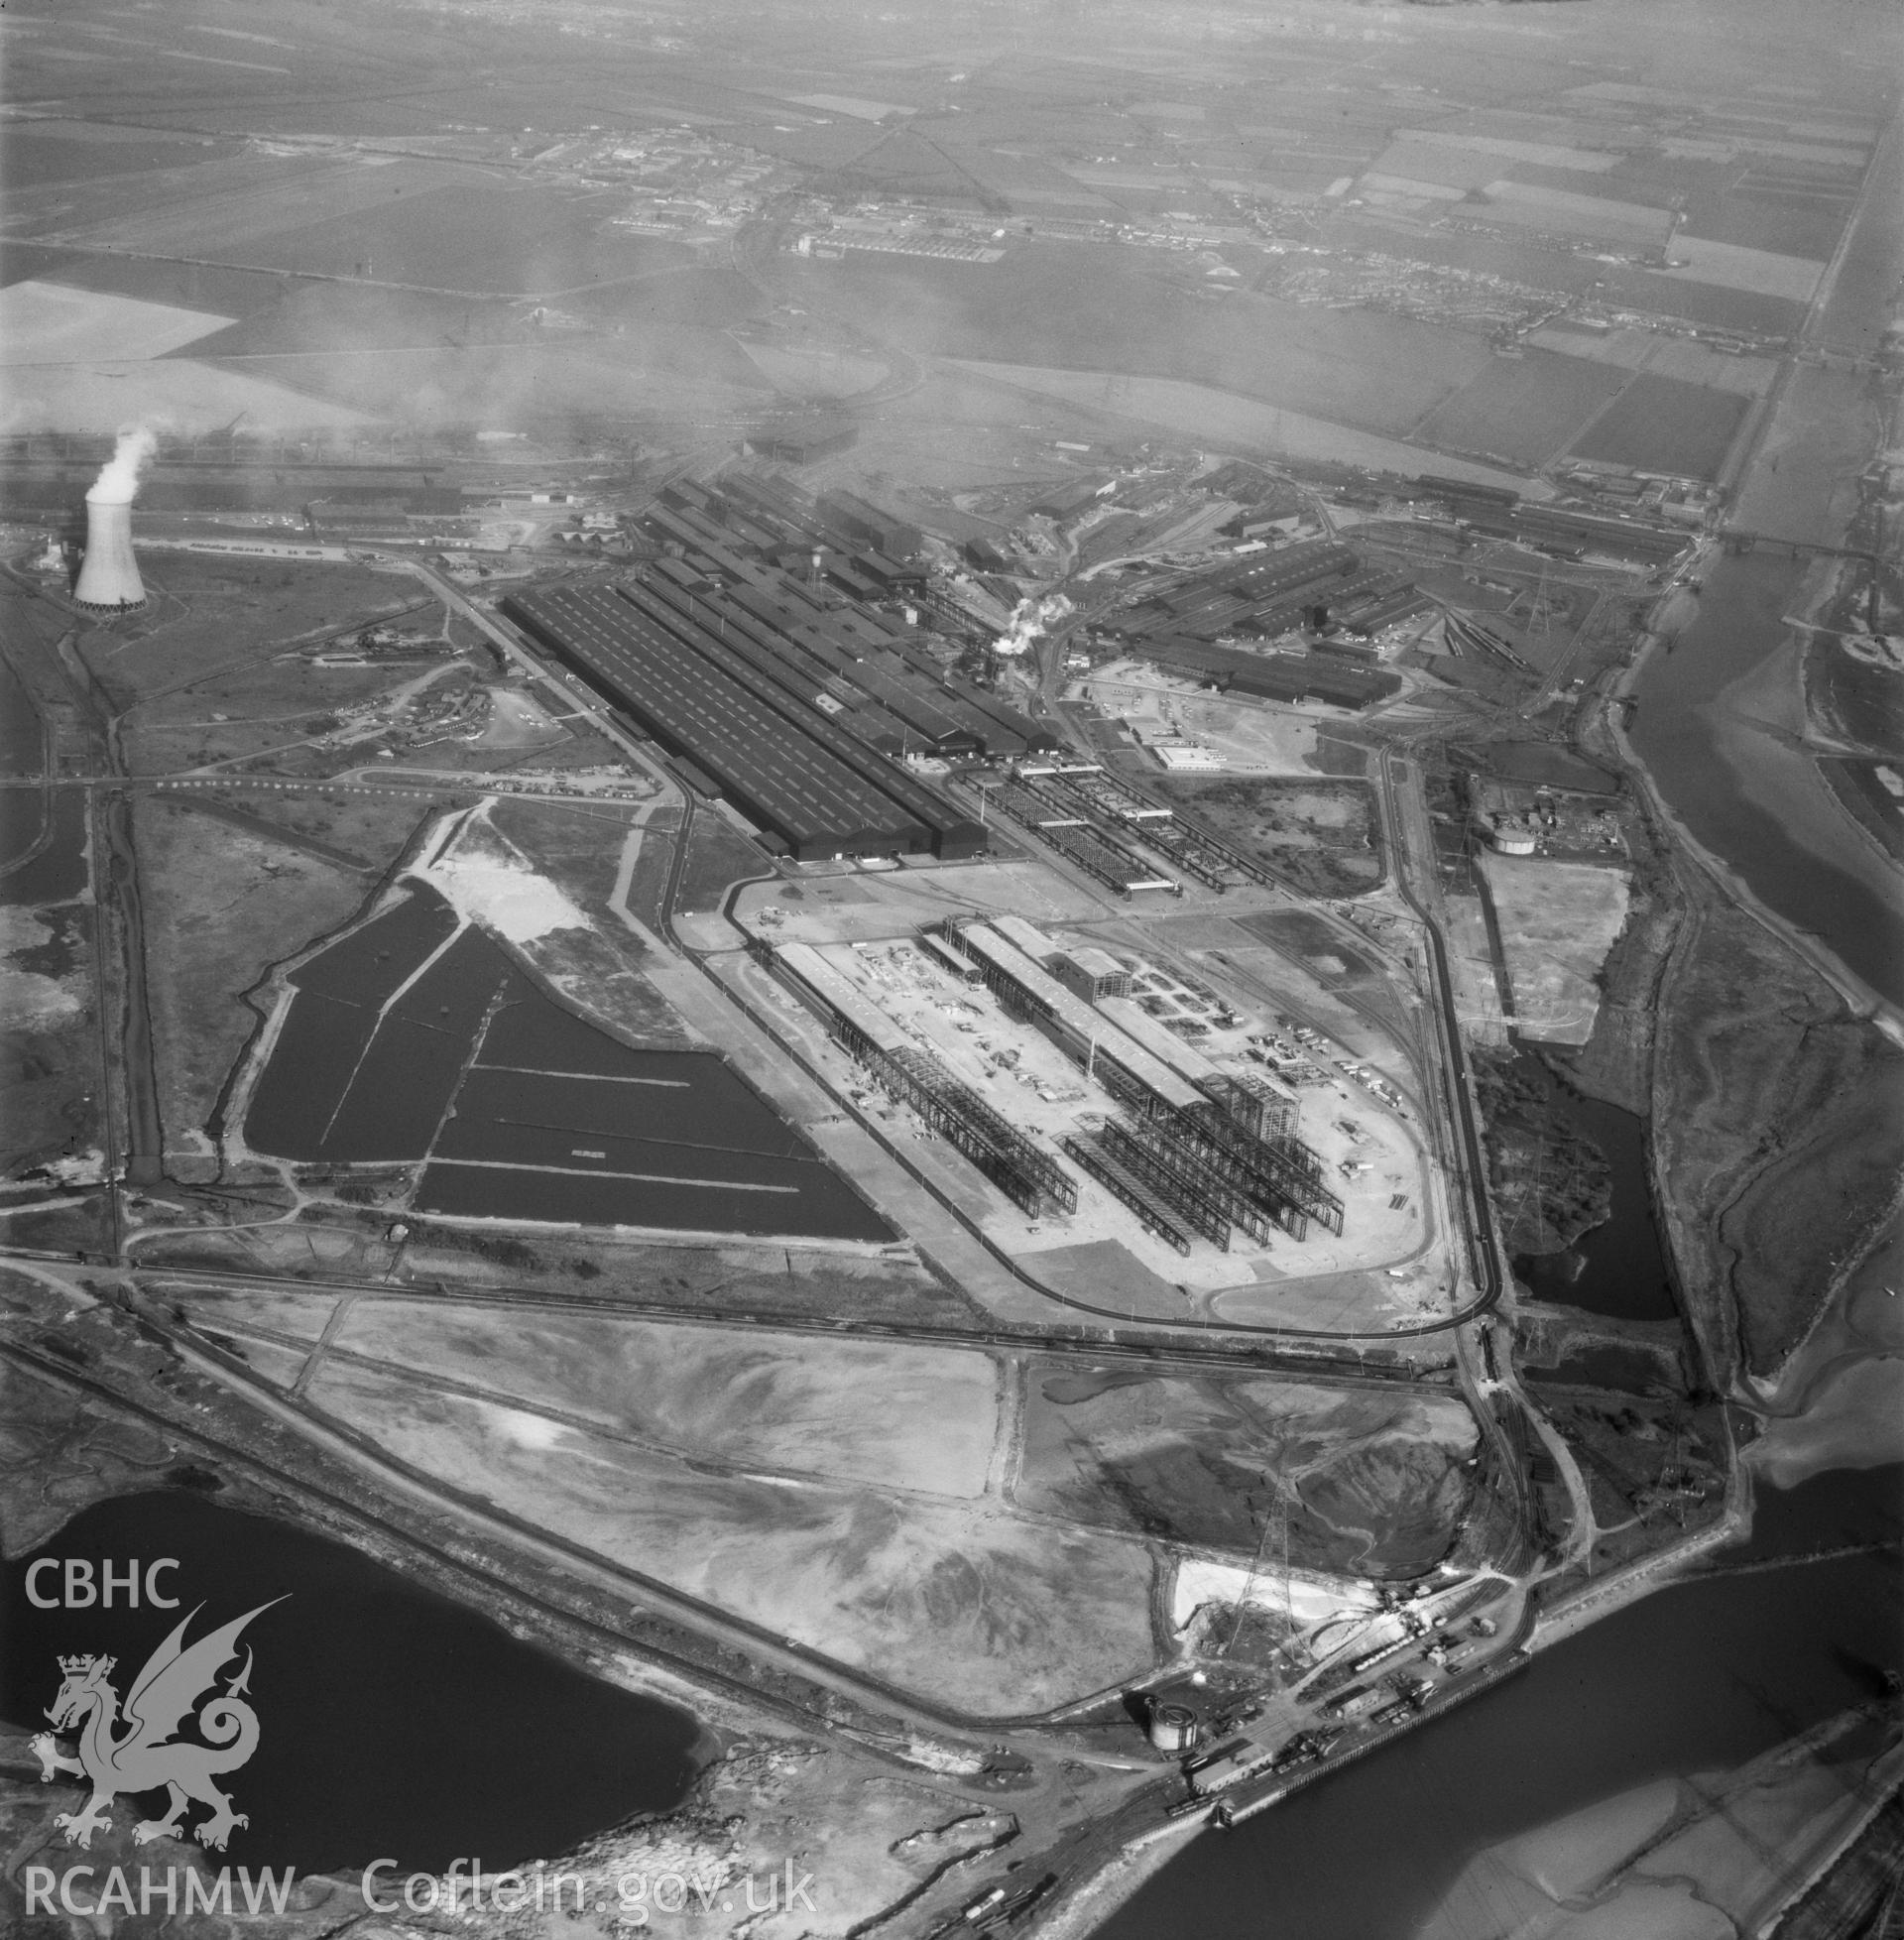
[
  {"left": 0, "top": 773, "right": 655, "bottom": 808},
  {"left": 1376, "top": 747, "right": 1503, "bottom": 1320}
]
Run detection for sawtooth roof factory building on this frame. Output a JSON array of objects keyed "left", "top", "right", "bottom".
[{"left": 505, "top": 581, "right": 987, "bottom": 862}]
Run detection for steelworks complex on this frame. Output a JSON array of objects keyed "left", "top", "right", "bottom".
[{"left": 505, "top": 475, "right": 1059, "bottom": 861}]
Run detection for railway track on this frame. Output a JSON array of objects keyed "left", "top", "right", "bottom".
[{"left": 134, "top": 1261, "right": 1445, "bottom": 1388}]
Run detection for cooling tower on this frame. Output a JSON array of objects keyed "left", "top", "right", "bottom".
[{"left": 73, "top": 492, "right": 146, "bottom": 613}]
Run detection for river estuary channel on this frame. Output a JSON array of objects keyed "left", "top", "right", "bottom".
[
  {"left": 1100, "top": 1464, "right": 1902, "bottom": 1940},
  {"left": 1629, "top": 551, "right": 1904, "bottom": 1010}
]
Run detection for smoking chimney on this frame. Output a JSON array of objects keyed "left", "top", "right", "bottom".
[{"left": 73, "top": 427, "right": 155, "bottom": 614}]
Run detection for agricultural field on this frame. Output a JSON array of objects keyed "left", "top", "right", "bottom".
[
  {"left": 1526, "top": 326, "right": 1777, "bottom": 398},
  {"left": 1412, "top": 352, "right": 1633, "bottom": 468},
  {"left": 207, "top": 182, "right": 695, "bottom": 297},
  {"left": 1, "top": 226, "right": 766, "bottom": 437},
  {"left": 1680, "top": 189, "right": 1853, "bottom": 263},
  {"left": 1469, "top": 180, "right": 1675, "bottom": 250},
  {"left": 1596, "top": 266, "right": 1809, "bottom": 338},
  {"left": 944, "top": 363, "right": 1530, "bottom": 492},
  {"left": 0, "top": 280, "right": 235, "bottom": 362},
  {"left": 179, "top": 281, "right": 533, "bottom": 360},
  {"left": 790, "top": 248, "right": 1492, "bottom": 438},
  {"left": 5, "top": 243, "right": 328, "bottom": 323},
  {"left": 1148, "top": 777, "right": 1384, "bottom": 899},
  {"left": 0, "top": 250, "right": 389, "bottom": 436},
  {"left": 1664, "top": 236, "right": 1826, "bottom": 304},
  {"left": 1567, "top": 372, "right": 1752, "bottom": 481},
  {"left": 0, "top": 117, "right": 244, "bottom": 191},
  {"left": 34, "top": 155, "right": 479, "bottom": 261}
]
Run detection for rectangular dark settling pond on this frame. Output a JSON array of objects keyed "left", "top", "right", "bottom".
[
  {"left": 416, "top": 1157, "right": 892, "bottom": 1239},
  {"left": 475, "top": 992, "right": 683, "bottom": 1077},
  {"left": 246, "top": 885, "right": 894, "bottom": 1240},
  {"left": 433, "top": 1113, "right": 841, "bottom": 1189},
  {"left": 389, "top": 925, "right": 511, "bottom": 1031},
  {"left": 454, "top": 1060, "right": 815, "bottom": 1158},
  {"left": 320, "top": 1015, "right": 473, "bottom": 1160},
  {"left": 289, "top": 883, "right": 457, "bottom": 1001},
  {"left": 243, "top": 992, "right": 378, "bottom": 1159}
]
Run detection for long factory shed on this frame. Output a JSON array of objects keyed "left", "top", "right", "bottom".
[
  {"left": 771, "top": 940, "right": 910, "bottom": 1057},
  {"left": 952, "top": 919, "right": 1209, "bottom": 1114},
  {"left": 504, "top": 584, "right": 982, "bottom": 861},
  {"left": 611, "top": 578, "right": 986, "bottom": 849},
  {"left": 642, "top": 473, "right": 1054, "bottom": 760},
  {"left": 660, "top": 556, "right": 1047, "bottom": 760}
]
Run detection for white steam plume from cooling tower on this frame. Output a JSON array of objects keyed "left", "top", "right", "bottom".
[
  {"left": 88, "top": 425, "right": 158, "bottom": 505},
  {"left": 73, "top": 427, "right": 155, "bottom": 612}
]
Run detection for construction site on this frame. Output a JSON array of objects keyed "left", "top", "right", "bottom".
[{"left": 748, "top": 913, "right": 1430, "bottom": 1288}]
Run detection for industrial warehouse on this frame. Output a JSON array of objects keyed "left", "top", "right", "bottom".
[
  {"left": 628, "top": 473, "right": 1056, "bottom": 764},
  {"left": 505, "top": 578, "right": 987, "bottom": 860},
  {"left": 1092, "top": 535, "right": 1412, "bottom": 710},
  {"left": 502, "top": 471, "right": 1065, "bottom": 861}
]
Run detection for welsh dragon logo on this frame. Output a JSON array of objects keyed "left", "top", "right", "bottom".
[{"left": 30, "top": 1602, "right": 281, "bottom": 1853}]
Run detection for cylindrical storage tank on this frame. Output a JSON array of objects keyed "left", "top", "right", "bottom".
[
  {"left": 73, "top": 492, "right": 146, "bottom": 613},
  {"left": 1146, "top": 1700, "right": 1200, "bottom": 1755}
]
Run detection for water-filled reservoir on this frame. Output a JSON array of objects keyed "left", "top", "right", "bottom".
[{"left": 2, "top": 1489, "right": 705, "bottom": 1876}]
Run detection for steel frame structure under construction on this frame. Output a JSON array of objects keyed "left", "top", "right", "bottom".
[
  {"left": 941, "top": 913, "right": 1341, "bottom": 1245},
  {"left": 882, "top": 1045, "right": 1079, "bottom": 1220},
  {"left": 1171, "top": 1103, "right": 1344, "bottom": 1240},
  {"left": 1063, "top": 1132, "right": 1198, "bottom": 1256},
  {"left": 761, "top": 939, "right": 1078, "bottom": 1220},
  {"left": 1109, "top": 1118, "right": 1279, "bottom": 1247}
]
